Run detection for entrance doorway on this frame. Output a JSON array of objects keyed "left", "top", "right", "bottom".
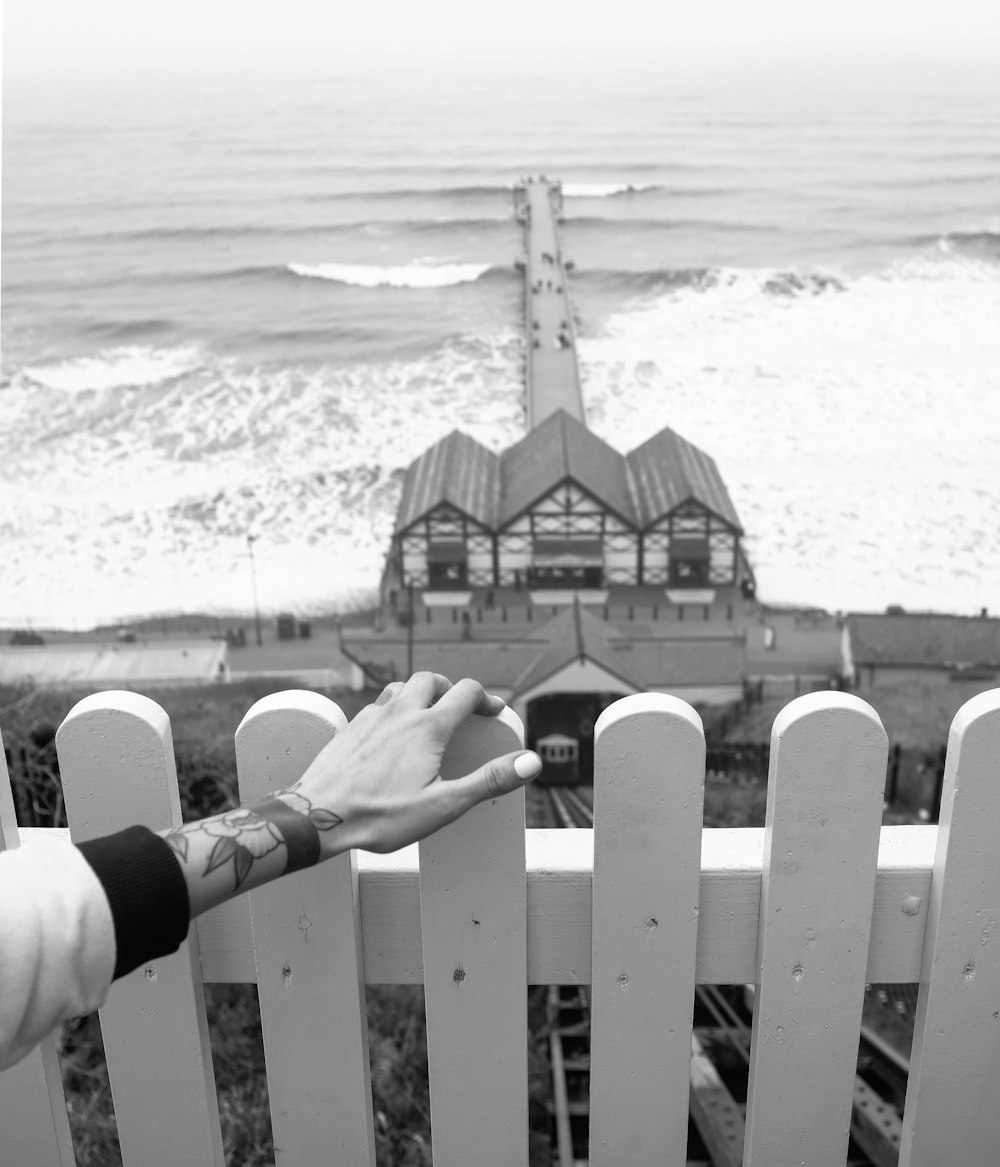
[{"left": 526, "top": 691, "right": 629, "bottom": 784}]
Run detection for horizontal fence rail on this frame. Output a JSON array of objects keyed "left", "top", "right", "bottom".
[{"left": 2, "top": 686, "right": 999, "bottom": 1167}]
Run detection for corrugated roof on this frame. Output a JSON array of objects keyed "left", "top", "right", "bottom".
[
  {"left": 626, "top": 427, "right": 743, "bottom": 531},
  {"left": 499, "top": 410, "right": 637, "bottom": 527},
  {"left": 394, "top": 430, "right": 499, "bottom": 534},
  {"left": 847, "top": 614, "right": 1000, "bottom": 667},
  {"left": 341, "top": 639, "right": 545, "bottom": 688},
  {"left": 0, "top": 641, "right": 228, "bottom": 687}
]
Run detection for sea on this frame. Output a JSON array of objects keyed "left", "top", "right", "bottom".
[{"left": 2, "top": 56, "right": 999, "bottom": 629}]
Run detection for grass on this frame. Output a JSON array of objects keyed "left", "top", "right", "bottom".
[{"left": 724, "top": 677, "right": 996, "bottom": 752}]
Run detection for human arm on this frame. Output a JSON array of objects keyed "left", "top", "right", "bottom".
[{"left": 0, "top": 674, "right": 540, "bottom": 1071}]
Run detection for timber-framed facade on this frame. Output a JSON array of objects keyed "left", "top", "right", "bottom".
[{"left": 391, "top": 409, "right": 744, "bottom": 593}]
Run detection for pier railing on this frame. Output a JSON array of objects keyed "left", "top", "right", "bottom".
[{"left": 3, "top": 686, "right": 1000, "bottom": 1165}]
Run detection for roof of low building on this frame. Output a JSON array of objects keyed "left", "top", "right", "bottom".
[
  {"left": 626, "top": 426, "right": 742, "bottom": 530},
  {"left": 394, "top": 430, "right": 499, "bottom": 534},
  {"left": 342, "top": 610, "right": 745, "bottom": 697},
  {"left": 0, "top": 640, "right": 228, "bottom": 687},
  {"left": 847, "top": 613, "right": 1000, "bottom": 668},
  {"left": 499, "top": 410, "right": 638, "bottom": 527}
]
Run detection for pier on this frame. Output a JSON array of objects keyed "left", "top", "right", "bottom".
[{"left": 516, "top": 178, "right": 586, "bottom": 429}]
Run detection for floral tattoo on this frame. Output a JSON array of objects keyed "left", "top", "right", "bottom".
[{"left": 164, "top": 790, "right": 343, "bottom": 890}]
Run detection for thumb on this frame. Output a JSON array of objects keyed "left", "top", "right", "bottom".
[{"left": 449, "top": 750, "right": 543, "bottom": 811}]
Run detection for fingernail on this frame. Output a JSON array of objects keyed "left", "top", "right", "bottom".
[{"left": 514, "top": 752, "right": 542, "bottom": 780}]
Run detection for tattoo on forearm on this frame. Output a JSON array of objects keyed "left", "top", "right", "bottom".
[{"left": 163, "top": 790, "right": 342, "bottom": 890}]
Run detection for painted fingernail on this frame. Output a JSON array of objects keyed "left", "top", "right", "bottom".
[{"left": 514, "top": 752, "right": 542, "bottom": 780}]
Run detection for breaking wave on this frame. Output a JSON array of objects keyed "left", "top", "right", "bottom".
[
  {"left": 287, "top": 261, "right": 496, "bottom": 287},
  {"left": 561, "top": 182, "right": 660, "bottom": 197},
  {"left": 19, "top": 346, "right": 204, "bottom": 394}
]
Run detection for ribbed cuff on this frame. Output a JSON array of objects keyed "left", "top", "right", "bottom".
[{"left": 78, "top": 826, "right": 191, "bottom": 980}]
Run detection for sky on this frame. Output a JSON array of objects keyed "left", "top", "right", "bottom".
[{"left": 4, "top": 0, "right": 1000, "bottom": 76}]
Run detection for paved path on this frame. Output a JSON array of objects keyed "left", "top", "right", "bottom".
[{"left": 519, "top": 178, "right": 586, "bottom": 429}]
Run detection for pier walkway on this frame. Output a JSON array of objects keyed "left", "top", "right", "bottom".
[{"left": 516, "top": 178, "right": 586, "bottom": 430}]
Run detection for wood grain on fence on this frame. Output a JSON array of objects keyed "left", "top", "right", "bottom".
[
  {"left": 744, "top": 692, "right": 887, "bottom": 1167},
  {"left": 235, "top": 691, "right": 377, "bottom": 1166},
  {"left": 56, "top": 693, "right": 225, "bottom": 1167},
  {"left": 899, "top": 688, "right": 1000, "bottom": 1166},
  {"left": 419, "top": 707, "right": 528, "bottom": 1167},
  {"left": 589, "top": 694, "right": 704, "bottom": 1166}
]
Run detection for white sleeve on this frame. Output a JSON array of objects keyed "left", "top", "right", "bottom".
[{"left": 0, "top": 834, "right": 117, "bottom": 1071}]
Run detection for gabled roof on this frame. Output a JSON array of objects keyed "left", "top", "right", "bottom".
[
  {"left": 512, "top": 604, "right": 644, "bottom": 695},
  {"left": 626, "top": 427, "right": 742, "bottom": 531},
  {"left": 499, "top": 410, "right": 637, "bottom": 527},
  {"left": 847, "top": 613, "right": 1000, "bottom": 668},
  {"left": 394, "top": 430, "right": 499, "bottom": 534}
]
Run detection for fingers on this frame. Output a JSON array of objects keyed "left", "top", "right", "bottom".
[
  {"left": 431, "top": 677, "right": 505, "bottom": 733},
  {"left": 441, "top": 750, "right": 542, "bottom": 816},
  {"left": 397, "top": 671, "right": 453, "bottom": 708},
  {"left": 373, "top": 681, "right": 405, "bottom": 706}
]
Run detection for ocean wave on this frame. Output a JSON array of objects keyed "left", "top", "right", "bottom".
[
  {"left": 577, "top": 266, "right": 845, "bottom": 297},
  {"left": 930, "top": 230, "right": 1000, "bottom": 257},
  {"left": 300, "top": 184, "right": 514, "bottom": 203},
  {"left": 20, "top": 345, "right": 203, "bottom": 394},
  {"left": 287, "top": 261, "right": 496, "bottom": 287},
  {"left": 562, "top": 182, "right": 660, "bottom": 197}
]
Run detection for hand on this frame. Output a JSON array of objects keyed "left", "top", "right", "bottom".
[{"left": 288, "top": 673, "right": 542, "bottom": 856}]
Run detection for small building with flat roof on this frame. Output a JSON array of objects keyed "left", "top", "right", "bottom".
[
  {"left": 0, "top": 640, "right": 230, "bottom": 690},
  {"left": 842, "top": 613, "right": 1000, "bottom": 689}
]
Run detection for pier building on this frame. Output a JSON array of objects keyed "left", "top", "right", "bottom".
[
  {"left": 343, "top": 177, "right": 752, "bottom": 778},
  {"left": 391, "top": 409, "right": 744, "bottom": 592}
]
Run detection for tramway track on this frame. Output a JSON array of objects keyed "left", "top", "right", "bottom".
[{"left": 541, "top": 787, "right": 908, "bottom": 1166}]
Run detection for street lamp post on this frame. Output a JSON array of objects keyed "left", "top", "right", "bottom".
[
  {"left": 407, "top": 578, "right": 414, "bottom": 678},
  {"left": 246, "top": 535, "right": 263, "bottom": 647}
]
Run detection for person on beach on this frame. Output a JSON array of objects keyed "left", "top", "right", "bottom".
[{"left": 0, "top": 674, "right": 542, "bottom": 1071}]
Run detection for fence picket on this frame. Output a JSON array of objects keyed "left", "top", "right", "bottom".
[
  {"left": 744, "top": 693, "right": 887, "bottom": 1167},
  {"left": 898, "top": 689, "right": 1000, "bottom": 1166},
  {"left": 0, "top": 735, "right": 76, "bottom": 1166},
  {"left": 419, "top": 707, "right": 527, "bottom": 1167},
  {"left": 55, "top": 693, "right": 225, "bottom": 1167},
  {"left": 235, "top": 690, "right": 377, "bottom": 1166},
  {"left": 588, "top": 693, "right": 705, "bottom": 1167}
]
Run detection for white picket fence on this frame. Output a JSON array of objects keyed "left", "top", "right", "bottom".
[{"left": 2, "top": 686, "right": 999, "bottom": 1166}]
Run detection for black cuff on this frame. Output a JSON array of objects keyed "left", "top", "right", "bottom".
[{"left": 78, "top": 826, "right": 191, "bottom": 980}]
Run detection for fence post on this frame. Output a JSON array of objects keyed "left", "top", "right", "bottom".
[
  {"left": 56, "top": 693, "right": 226, "bottom": 1167},
  {"left": 0, "top": 732, "right": 76, "bottom": 1166},
  {"left": 898, "top": 690, "right": 1000, "bottom": 1165},
  {"left": 589, "top": 694, "right": 704, "bottom": 1165},
  {"left": 236, "top": 691, "right": 376, "bottom": 1166},
  {"left": 419, "top": 708, "right": 527, "bottom": 1167},
  {"left": 743, "top": 693, "right": 886, "bottom": 1167}
]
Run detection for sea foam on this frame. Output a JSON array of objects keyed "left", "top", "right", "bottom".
[
  {"left": 21, "top": 346, "right": 203, "bottom": 394},
  {"left": 2, "top": 254, "right": 998, "bottom": 628},
  {"left": 287, "top": 262, "right": 494, "bottom": 287},
  {"left": 562, "top": 183, "right": 658, "bottom": 198}
]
